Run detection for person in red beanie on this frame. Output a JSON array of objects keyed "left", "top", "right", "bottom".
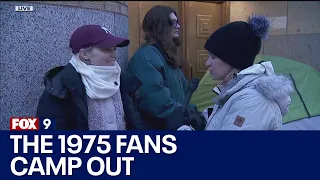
[
  {"left": 203, "top": 14, "right": 294, "bottom": 130},
  {"left": 36, "top": 25, "right": 130, "bottom": 130}
]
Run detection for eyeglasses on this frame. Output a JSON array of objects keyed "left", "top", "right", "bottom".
[{"left": 170, "top": 20, "right": 180, "bottom": 28}]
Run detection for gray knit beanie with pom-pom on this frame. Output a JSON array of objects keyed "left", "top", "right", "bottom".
[{"left": 204, "top": 14, "right": 271, "bottom": 70}]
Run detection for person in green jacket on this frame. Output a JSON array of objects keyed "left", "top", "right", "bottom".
[{"left": 124, "top": 5, "right": 206, "bottom": 130}]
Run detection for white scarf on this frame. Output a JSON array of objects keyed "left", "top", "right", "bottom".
[{"left": 69, "top": 55, "right": 121, "bottom": 99}]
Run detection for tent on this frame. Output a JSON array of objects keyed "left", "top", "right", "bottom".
[{"left": 190, "top": 55, "right": 320, "bottom": 130}]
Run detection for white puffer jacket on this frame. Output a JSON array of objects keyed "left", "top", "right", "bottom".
[{"left": 203, "top": 61, "right": 293, "bottom": 130}]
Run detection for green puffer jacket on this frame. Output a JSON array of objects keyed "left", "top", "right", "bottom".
[{"left": 126, "top": 43, "right": 192, "bottom": 130}]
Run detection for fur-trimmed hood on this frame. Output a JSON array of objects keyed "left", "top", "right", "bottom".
[
  {"left": 213, "top": 61, "right": 294, "bottom": 115},
  {"left": 253, "top": 74, "right": 293, "bottom": 101}
]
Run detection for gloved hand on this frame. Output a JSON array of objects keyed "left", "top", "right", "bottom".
[
  {"left": 185, "top": 106, "right": 207, "bottom": 130},
  {"left": 165, "top": 105, "right": 205, "bottom": 130},
  {"left": 165, "top": 106, "right": 192, "bottom": 130}
]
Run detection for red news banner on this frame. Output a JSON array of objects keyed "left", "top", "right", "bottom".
[{"left": 10, "top": 118, "right": 55, "bottom": 130}]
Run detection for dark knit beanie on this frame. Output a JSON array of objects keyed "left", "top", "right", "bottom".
[{"left": 204, "top": 14, "right": 271, "bottom": 70}]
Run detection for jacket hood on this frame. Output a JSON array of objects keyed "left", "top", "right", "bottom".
[
  {"left": 44, "top": 66, "right": 65, "bottom": 86},
  {"left": 43, "top": 66, "right": 69, "bottom": 98},
  {"left": 43, "top": 63, "right": 85, "bottom": 99},
  {"left": 253, "top": 74, "right": 293, "bottom": 101},
  {"left": 213, "top": 61, "right": 294, "bottom": 115}
]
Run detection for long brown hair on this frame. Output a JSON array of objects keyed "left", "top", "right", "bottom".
[{"left": 142, "top": 5, "right": 183, "bottom": 68}]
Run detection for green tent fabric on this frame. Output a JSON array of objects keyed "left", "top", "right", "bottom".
[{"left": 190, "top": 55, "right": 320, "bottom": 124}]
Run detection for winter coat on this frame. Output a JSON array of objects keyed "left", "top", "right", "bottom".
[
  {"left": 203, "top": 61, "right": 293, "bottom": 130},
  {"left": 36, "top": 63, "right": 125, "bottom": 130},
  {"left": 124, "top": 43, "right": 193, "bottom": 130}
]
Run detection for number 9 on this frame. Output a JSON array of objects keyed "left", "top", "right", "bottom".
[{"left": 43, "top": 118, "right": 51, "bottom": 129}]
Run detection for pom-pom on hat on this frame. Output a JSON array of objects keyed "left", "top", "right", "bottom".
[{"left": 204, "top": 14, "right": 271, "bottom": 70}]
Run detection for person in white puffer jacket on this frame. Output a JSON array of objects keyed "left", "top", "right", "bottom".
[{"left": 201, "top": 14, "right": 294, "bottom": 130}]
